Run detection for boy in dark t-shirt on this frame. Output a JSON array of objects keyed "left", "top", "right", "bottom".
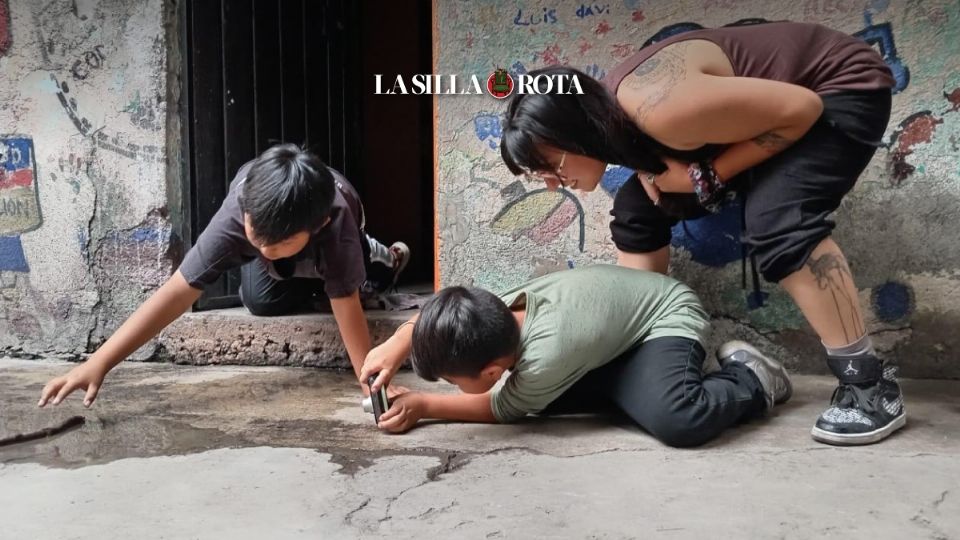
[{"left": 39, "top": 144, "right": 409, "bottom": 407}]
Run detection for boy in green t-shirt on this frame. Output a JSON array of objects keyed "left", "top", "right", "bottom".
[{"left": 361, "top": 265, "right": 790, "bottom": 447}]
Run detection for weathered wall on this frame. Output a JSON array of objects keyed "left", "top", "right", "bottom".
[
  {"left": 0, "top": 0, "right": 175, "bottom": 359},
  {"left": 435, "top": 0, "right": 960, "bottom": 377}
]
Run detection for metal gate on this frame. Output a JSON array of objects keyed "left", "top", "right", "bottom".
[{"left": 180, "top": 0, "right": 362, "bottom": 309}]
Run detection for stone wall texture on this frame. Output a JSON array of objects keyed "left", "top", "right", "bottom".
[{"left": 0, "top": 0, "right": 175, "bottom": 360}]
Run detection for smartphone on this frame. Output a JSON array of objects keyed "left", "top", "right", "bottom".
[{"left": 367, "top": 376, "right": 389, "bottom": 424}]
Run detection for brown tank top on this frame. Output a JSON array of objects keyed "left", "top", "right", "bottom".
[{"left": 605, "top": 22, "right": 895, "bottom": 97}]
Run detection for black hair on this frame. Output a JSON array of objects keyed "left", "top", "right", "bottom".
[
  {"left": 500, "top": 65, "right": 669, "bottom": 177},
  {"left": 411, "top": 286, "right": 521, "bottom": 381},
  {"left": 238, "top": 143, "right": 335, "bottom": 245}
]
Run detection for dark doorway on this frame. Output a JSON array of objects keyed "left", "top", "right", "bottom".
[
  {"left": 357, "top": 1, "right": 435, "bottom": 290},
  {"left": 181, "top": 0, "right": 434, "bottom": 310}
]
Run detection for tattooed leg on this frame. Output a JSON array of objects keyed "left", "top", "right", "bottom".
[{"left": 780, "top": 237, "right": 868, "bottom": 348}]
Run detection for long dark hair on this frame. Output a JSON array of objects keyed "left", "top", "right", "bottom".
[{"left": 500, "top": 65, "right": 669, "bottom": 176}]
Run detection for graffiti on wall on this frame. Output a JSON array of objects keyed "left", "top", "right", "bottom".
[
  {"left": 853, "top": 20, "right": 909, "bottom": 94},
  {"left": 0, "top": 136, "right": 42, "bottom": 276},
  {"left": 886, "top": 86, "right": 960, "bottom": 185},
  {"left": 492, "top": 185, "right": 586, "bottom": 252},
  {"left": 95, "top": 219, "right": 174, "bottom": 289},
  {"left": 474, "top": 112, "right": 503, "bottom": 150},
  {"left": 51, "top": 75, "right": 164, "bottom": 163},
  {"left": 37, "top": 0, "right": 165, "bottom": 163}
]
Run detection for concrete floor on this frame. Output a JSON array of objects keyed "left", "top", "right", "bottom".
[{"left": 1, "top": 358, "right": 958, "bottom": 539}]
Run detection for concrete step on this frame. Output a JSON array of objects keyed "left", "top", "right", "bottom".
[
  {"left": 157, "top": 308, "right": 414, "bottom": 369},
  {"left": 156, "top": 308, "right": 956, "bottom": 379}
]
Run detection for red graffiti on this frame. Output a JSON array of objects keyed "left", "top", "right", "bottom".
[
  {"left": 632, "top": 10, "right": 645, "bottom": 22},
  {"left": 611, "top": 43, "right": 634, "bottom": 59},
  {"left": 0, "top": 169, "right": 33, "bottom": 190},
  {"left": 537, "top": 44, "right": 563, "bottom": 65},
  {"left": 886, "top": 86, "right": 959, "bottom": 185},
  {"left": 578, "top": 40, "right": 592, "bottom": 55},
  {"left": 529, "top": 198, "right": 579, "bottom": 245},
  {"left": 893, "top": 113, "right": 942, "bottom": 153},
  {"left": 0, "top": 0, "right": 10, "bottom": 57},
  {"left": 946, "top": 87, "right": 960, "bottom": 113},
  {"left": 889, "top": 112, "right": 943, "bottom": 184},
  {"left": 594, "top": 20, "right": 612, "bottom": 35}
]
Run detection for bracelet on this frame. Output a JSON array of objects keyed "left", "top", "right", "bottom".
[{"left": 688, "top": 161, "right": 727, "bottom": 213}]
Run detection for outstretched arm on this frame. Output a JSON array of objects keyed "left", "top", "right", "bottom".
[{"left": 39, "top": 270, "right": 202, "bottom": 407}]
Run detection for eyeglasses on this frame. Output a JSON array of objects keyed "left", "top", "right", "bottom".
[{"left": 523, "top": 152, "right": 576, "bottom": 189}]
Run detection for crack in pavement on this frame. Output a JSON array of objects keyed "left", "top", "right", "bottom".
[
  {"left": 414, "top": 501, "right": 459, "bottom": 520},
  {"left": 342, "top": 497, "right": 371, "bottom": 525},
  {"left": 425, "top": 451, "right": 471, "bottom": 481}
]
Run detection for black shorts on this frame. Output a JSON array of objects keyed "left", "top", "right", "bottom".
[{"left": 610, "top": 89, "right": 892, "bottom": 283}]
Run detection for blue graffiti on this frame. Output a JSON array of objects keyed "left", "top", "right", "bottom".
[
  {"left": 0, "top": 235, "right": 28, "bottom": 272},
  {"left": 509, "top": 61, "right": 527, "bottom": 80},
  {"left": 0, "top": 136, "right": 39, "bottom": 274},
  {"left": 583, "top": 64, "right": 606, "bottom": 81},
  {"left": 473, "top": 113, "right": 502, "bottom": 150},
  {"left": 514, "top": 8, "right": 558, "bottom": 26},
  {"left": 600, "top": 166, "right": 633, "bottom": 196},
  {"left": 1, "top": 137, "right": 33, "bottom": 171},
  {"left": 871, "top": 281, "right": 914, "bottom": 322},
  {"left": 128, "top": 227, "right": 166, "bottom": 243},
  {"left": 853, "top": 21, "right": 909, "bottom": 94},
  {"left": 576, "top": 4, "right": 610, "bottom": 18},
  {"left": 670, "top": 200, "right": 743, "bottom": 267}
]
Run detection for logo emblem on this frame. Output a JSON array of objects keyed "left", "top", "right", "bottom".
[{"left": 487, "top": 68, "right": 514, "bottom": 99}]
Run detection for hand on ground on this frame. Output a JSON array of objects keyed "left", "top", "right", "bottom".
[{"left": 38, "top": 363, "right": 106, "bottom": 408}]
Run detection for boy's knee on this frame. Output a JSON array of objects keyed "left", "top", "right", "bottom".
[
  {"left": 643, "top": 408, "right": 715, "bottom": 448},
  {"left": 242, "top": 297, "right": 291, "bottom": 317},
  {"left": 650, "top": 422, "right": 712, "bottom": 448}
]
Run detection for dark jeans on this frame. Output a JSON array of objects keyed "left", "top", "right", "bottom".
[
  {"left": 542, "top": 337, "right": 767, "bottom": 448},
  {"left": 239, "top": 234, "right": 393, "bottom": 317},
  {"left": 611, "top": 89, "right": 892, "bottom": 282}
]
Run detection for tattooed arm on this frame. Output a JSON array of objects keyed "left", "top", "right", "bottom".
[{"left": 658, "top": 75, "right": 822, "bottom": 180}]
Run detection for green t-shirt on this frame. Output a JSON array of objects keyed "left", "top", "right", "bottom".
[{"left": 490, "top": 264, "right": 710, "bottom": 423}]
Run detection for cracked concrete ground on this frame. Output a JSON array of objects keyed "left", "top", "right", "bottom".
[{"left": 1, "top": 358, "right": 958, "bottom": 539}]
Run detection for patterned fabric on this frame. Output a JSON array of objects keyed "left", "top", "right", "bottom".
[
  {"left": 688, "top": 162, "right": 732, "bottom": 213},
  {"left": 821, "top": 407, "right": 874, "bottom": 426}
]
